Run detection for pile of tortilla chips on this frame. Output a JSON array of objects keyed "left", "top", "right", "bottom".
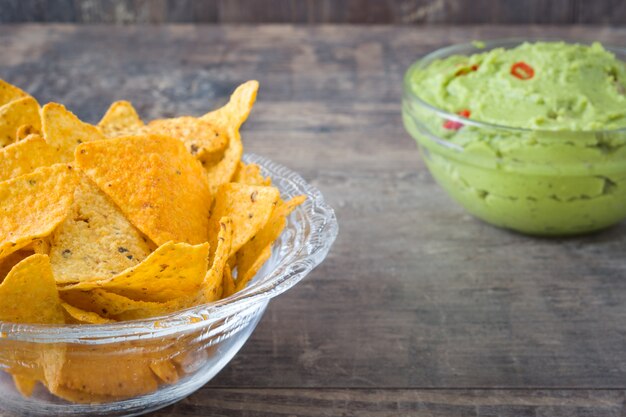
[{"left": 0, "top": 79, "right": 305, "bottom": 402}]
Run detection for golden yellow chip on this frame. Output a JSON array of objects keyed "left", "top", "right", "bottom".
[
  {"left": 54, "top": 349, "right": 159, "bottom": 398},
  {"left": 209, "top": 183, "right": 279, "bottom": 260},
  {"left": 149, "top": 359, "right": 179, "bottom": 384},
  {"left": 60, "top": 241, "right": 209, "bottom": 303},
  {"left": 0, "top": 249, "right": 34, "bottom": 282},
  {"left": 0, "top": 164, "right": 77, "bottom": 259},
  {"left": 12, "top": 373, "right": 38, "bottom": 397},
  {"left": 50, "top": 385, "right": 120, "bottom": 404},
  {"left": 236, "top": 195, "right": 305, "bottom": 291},
  {"left": 0, "top": 97, "right": 41, "bottom": 148},
  {"left": 200, "top": 217, "right": 232, "bottom": 303},
  {"left": 30, "top": 238, "right": 51, "bottom": 255},
  {"left": 15, "top": 124, "right": 39, "bottom": 141},
  {"left": 61, "top": 288, "right": 185, "bottom": 321},
  {"left": 0, "top": 79, "right": 29, "bottom": 108},
  {"left": 201, "top": 81, "right": 258, "bottom": 193},
  {"left": 0, "top": 134, "right": 60, "bottom": 182},
  {"left": 41, "top": 103, "right": 105, "bottom": 162},
  {"left": 222, "top": 264, "right": 236, "bottom": 298},
  {"left": 146, "top": 116, "right": 228, "bottom": 165},
  {"left": 61, "top": 303, "right": 115, "bottom": 324},
  {"left": 50, "top": 175, "right": 153, "bottom": 284},
  {"left": 202, "top": 80, "right": 259, "bottom": 130},
  {"left": 75, "top": 134, "right": 211, "bottom": 246},
  {"left": 0, "top": 254, "right": 65, "bottom": 324},
  {"left": 98, "top": 100, "right": 144, "bottom": 138},
  {"left": 0, "top": 255, "right": 64, "bottom": 399},
  {"left": 234, "top": 162, "right": 271, "bottom": 186}
]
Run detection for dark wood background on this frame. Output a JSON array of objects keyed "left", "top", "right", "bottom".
[{"left": 1, "top": 0, "right": 626, "bottom": 24}]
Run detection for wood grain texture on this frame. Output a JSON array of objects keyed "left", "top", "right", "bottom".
[
  {"left": 0, "top": 0, "right": 625, "bottom": 24},
  {"left": 150, "top": 389, "right": 626, "bottom": 417},
  {"left": 0, "top": 24, "right": 625, "bottom": 416}
]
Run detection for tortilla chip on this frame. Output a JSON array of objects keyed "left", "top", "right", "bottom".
[
  {"left": 54, "top": 349, "right": 159, "bottom": 398},
  {"left": 222, "top": 264, "right": 236, "bottom": 298},
  {"left": 75, "top": 134, "right": 211, "bottom": 246},
  {"left": 209, "top": 183, "right": 279, "bottom": 260},
  {"left": 149, "top": 359, "right": 179, "bottom": 384},
  {"left": 49, "top": 175, "right": 153, "bottom": 284},
  {"left": 61, "top": 289, "right": 185, "bottom": 321},
  {"left": 0, "top": 79, "right": 29, "bottom": 108},
  {"left": 0, "top": 134, "right": 60, "bottom": 182},
  {"left": 234, "top": 162, "right": 271, "bottom": 186},
  {"left": 98, "top": 101, "right": 144, "bottom": 138},
  {"left": 15, "top": 124, "right": 39, "bottom": 141},
  {"left": 0, "top": 249, "right": 34, "bottom": 283},
  {"left": 201, "top": 80, "right": 259, "bottom": 131},
  {"left": 0, "top": 254, "right": 71, "bottom": 393},
  {"left": 61, "top": 303, "right": 115, "bottom": 324},
  {"left": 50, "top": 385, "right": 120, "bottom": 404},
  {"left": 12, "top": 373, "right": 38, "bottom": 397},
  {"left": 0, "top": 97, "right": 41, "bottom": 148},
  {"left": 41, "top": 103, "right": 105, "bottom": 162},
  {"left": 236, "top": 195, "right": 305, "bottom": 291},
  {"left": 60, "top": 241, "right": 209, "bottom": 303},
  {"left": 200, "top": 217, "right": 232, "bottom": 302},
  {"left": 30, "top": 238, "right": 51, "bottom": 255},
  {"left": 146, "top": 117, "right": 228, "bottom": 165},
  {"left": 0, "top": 254, "right": 65, "bottom": 324},
  {"left": 201, "top": 81, "right": 258, "bottom": 193},
  {"left": 0, "top": 164, "right": 77, "bottom": 259}
]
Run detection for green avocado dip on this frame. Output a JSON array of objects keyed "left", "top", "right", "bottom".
[{"left": 402, "top": 41, "right": 626, "bottom": 235}]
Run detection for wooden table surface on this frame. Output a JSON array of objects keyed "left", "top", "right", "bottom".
[{"left": 1, "top": 24, "right": 625, "bottom": 416}]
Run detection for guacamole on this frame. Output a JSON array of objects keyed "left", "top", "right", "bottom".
[{"left": 403, "top": 41, "right": 626, "bottom": 235}]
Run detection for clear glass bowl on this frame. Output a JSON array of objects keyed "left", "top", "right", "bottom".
[
  {"left": 403, "top": 39, "right": 626, "bottom": 236},
  {"left": 0, "top": 154, "right": 338, "bottom": 417}
]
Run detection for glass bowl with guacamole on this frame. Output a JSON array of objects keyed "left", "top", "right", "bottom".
[{"left": 403, "top": 40, "right": 626, "bottom": 236}]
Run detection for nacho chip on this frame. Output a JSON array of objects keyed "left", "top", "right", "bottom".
[
  {"left": 149, "top": 359, "right": 179, "bottom": 384},
  {"left": 0, "top": 79, "right": 29, "bottom": 108},
  {"left": 201, "top": 80, "right": 259, "bottom": 130},
  {"left": 60, "top": 241, "right": 209, "bottom": 303},
  {"left": 236, "top": 195, "right": 305, "bottom": 291},
  {"left": 12, "top": 373, "right": 38, "bottom": 397},
  {"left": 41, "top": 103, "right": 105, "bottom": 162},
  {"left": 0, "top": 134, "right": 60, "bottom": 182},
  {"left": 146, "top": 117, "right": 228, "bottom": 165},
  {"left": 30, "top": 238, "right": 51, "bottom": 255},
  {"left": 61, "top": 303, "right": 114, "bottom": 324},
  {"left": 209, "top": 183, "right": 279, "bottom": 260},
  {"left": 15, "top": 124, "right": 39, "bottom": 141},
  {"left": 201, "top": 81, "right": 258, "bottom": 192},
  {"left": 50, "top": 175, "right": 153, "bottom": 284},
  {"left": 98, "top": 100, "right": 144, "bottom": 138},
  {"left": 55, "top": 348, "right": 159, "bottom": 398},
  {"left": 62, "top": 288, "right": 187, "bottom": 321},
  {"left": 75, "top": 134, "right": 211, "bottom": 246},
  {"left": 0, "top": 97, "right": 41, "bottom": 148},
  {"left": 234, "top": 162, "right": 271, "bottom": 186},
  {"left": 0, "top": 254, "right": 65, "bottom": 324},
  {"left": 0, "top": 249, "right": 34, "bottom": 283},
  {"left": 0, "top": 164, "right": 77, "bottom": 259},
  {"left": 50, "top": 385, "right": 120, "bottom": 404},
  {"left": 201, "top": 217, "right": 232, "bottom": 302},
  {"left": 222, "top": 264, "right": 236, "bottom": 298}
]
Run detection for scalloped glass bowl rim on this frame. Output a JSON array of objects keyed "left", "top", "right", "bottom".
[
  {"left": 0, "top": 154, "right": 337, "bottom": 342},
  {"left": 403, "top": 37, "right": 626, "bottom": 134}
]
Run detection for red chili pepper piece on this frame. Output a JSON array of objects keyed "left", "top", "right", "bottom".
[
  {"left": 455, "top": 64, "right": 480, "bottom": 77},
  {"left": 443, "top": 109, "right": 471, "bottom": 130},
  {"left": 511, "top": 61, "right": 534, "bottom": 80}
]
